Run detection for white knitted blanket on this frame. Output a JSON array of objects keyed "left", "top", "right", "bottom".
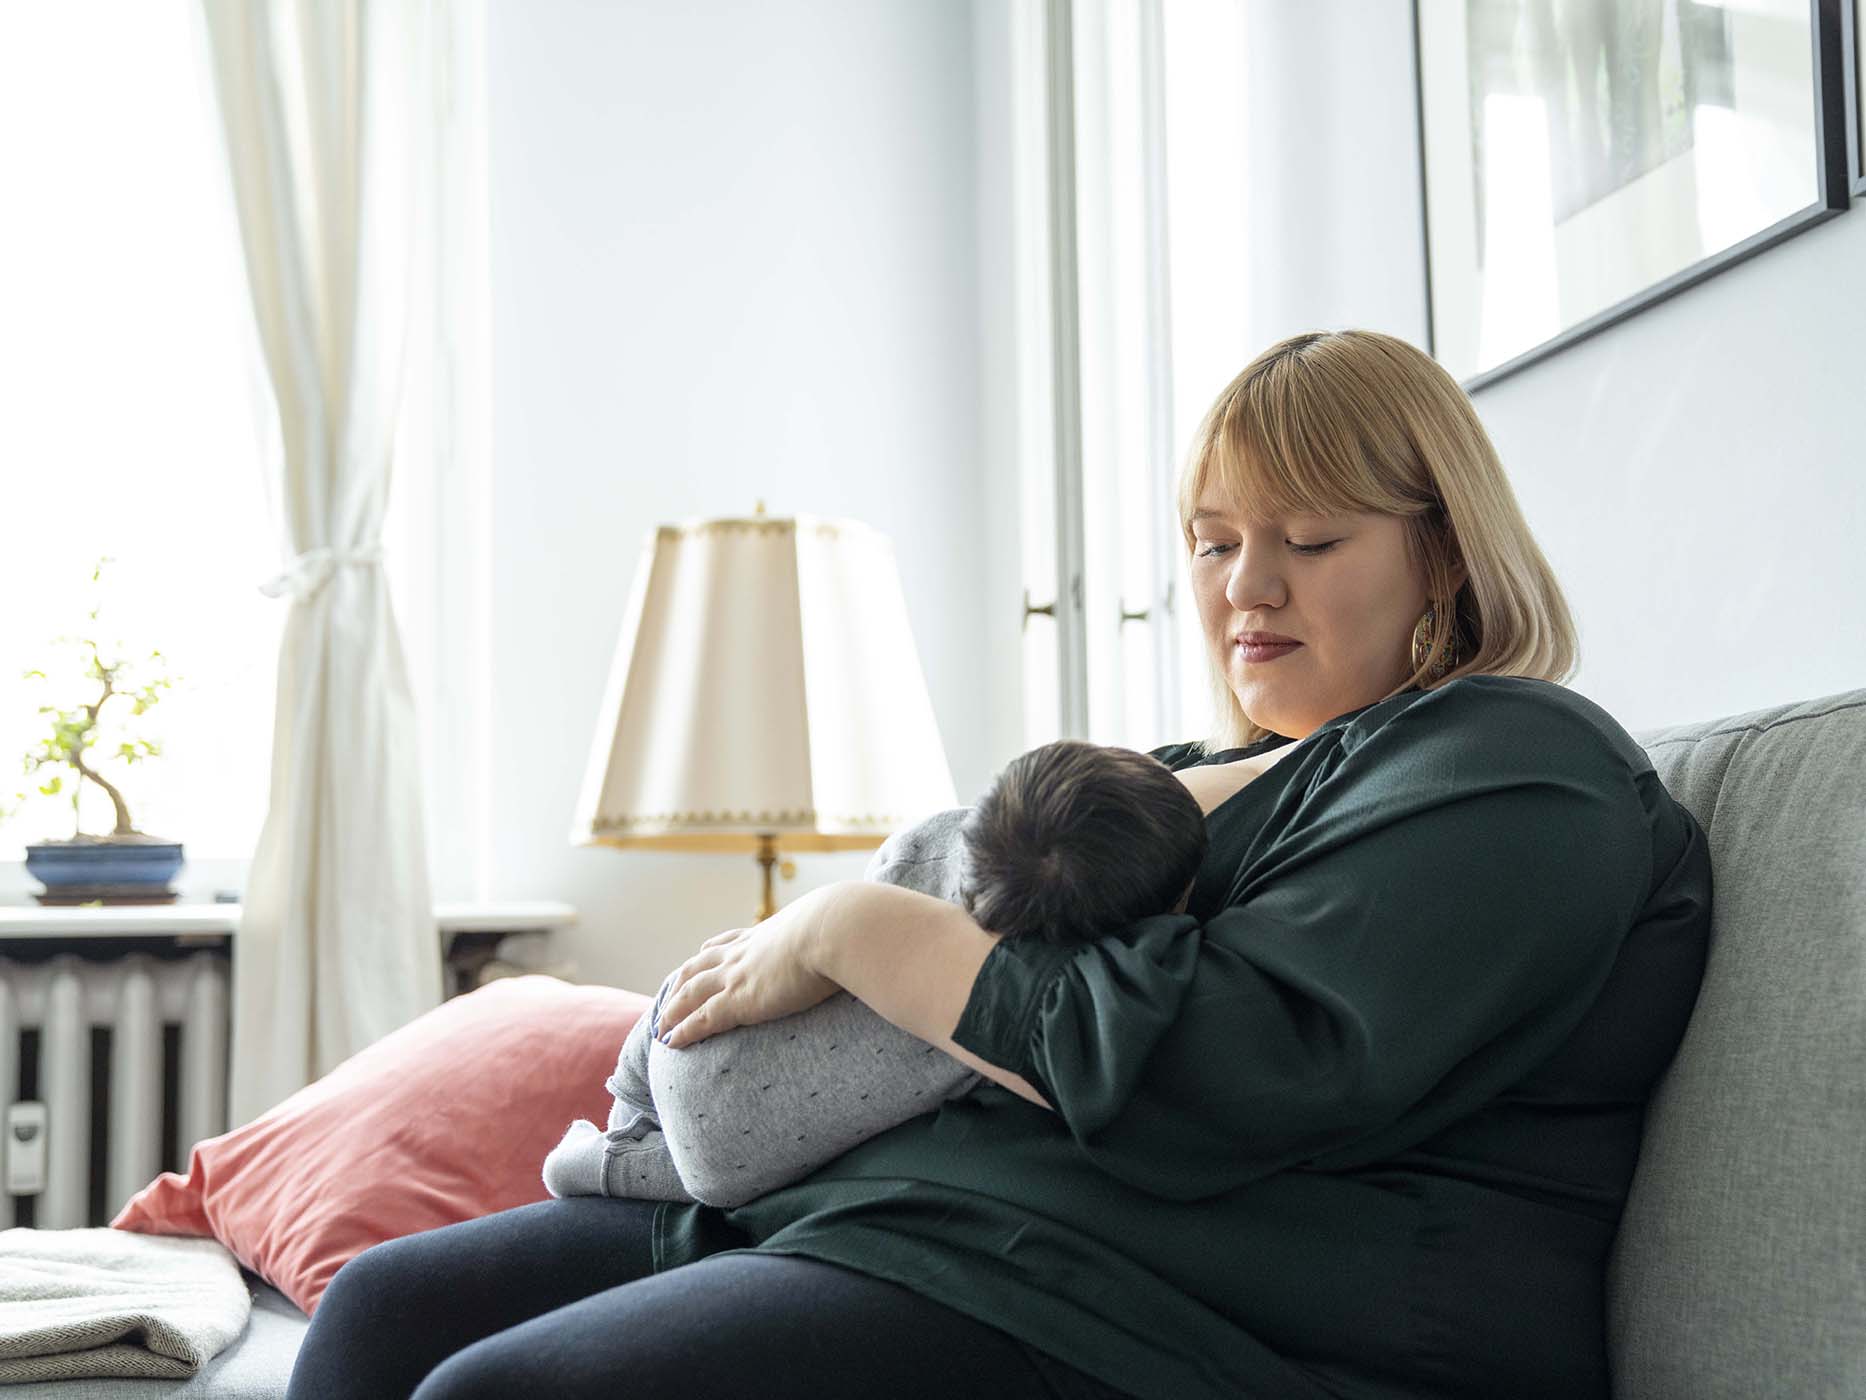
[{"left": 0, "top": 1227, "right": 251, "bottom": 1381}]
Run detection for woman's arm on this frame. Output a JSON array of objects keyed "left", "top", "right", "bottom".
[
  {"left": 811, "top": 881, "right": 1056, "bottom": 1112},
  {"left": 655, "top": 879, "right": 1055, "bottom": 1112}
]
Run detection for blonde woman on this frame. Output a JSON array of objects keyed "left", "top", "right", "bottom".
[{"left": 292, "top": 331, "right": 1711, "bottom": 1400}]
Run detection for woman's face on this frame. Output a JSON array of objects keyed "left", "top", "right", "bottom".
[{"left": 1189, "top": 491, "right": 1460, "bottom": 740}]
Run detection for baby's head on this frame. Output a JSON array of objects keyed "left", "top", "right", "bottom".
[{"left": 958, "top": 740, "right": 1207, "bottom": 949}]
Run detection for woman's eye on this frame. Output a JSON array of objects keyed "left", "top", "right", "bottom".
[{"left": 1197, "top": 540, "right": 1338, "bottom": 558}]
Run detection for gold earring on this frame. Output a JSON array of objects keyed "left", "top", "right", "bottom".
[{"left": 1411, "top": 603, "right": 1459, "bottom": 682}]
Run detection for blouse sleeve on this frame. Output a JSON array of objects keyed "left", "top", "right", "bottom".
[{"left": 950, "top": 682, "right": 1658, "bottom": 1202}]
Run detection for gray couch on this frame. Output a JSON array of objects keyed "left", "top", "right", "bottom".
[
  {"left": 1607, "top": 686, "right": 1865, "bottom": 1398},
  {"left": 24, "top": 685, "right": 1862, "bottom": 1399}
]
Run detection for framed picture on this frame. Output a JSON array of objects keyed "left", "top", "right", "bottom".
[
  {"left": 1847, "top": 0, "right": 1866, "bottom": 194},
  {"left": 1414, "top": 0, "right": 1851, "bottom": 391}
]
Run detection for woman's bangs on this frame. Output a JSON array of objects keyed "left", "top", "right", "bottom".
[{"left": 1195, "top": 392, "right": 1365, "bottom": 528}]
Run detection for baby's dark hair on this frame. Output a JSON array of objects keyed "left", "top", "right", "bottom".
[{"left": 958, "top": 740, "right": 1207, "bottom": 949}]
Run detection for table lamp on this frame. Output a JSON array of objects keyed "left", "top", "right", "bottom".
[{"left": 571, "top": 505, "right": 959, "bottom": 921}]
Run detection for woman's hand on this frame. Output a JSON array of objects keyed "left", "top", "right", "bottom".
[{"left": 655, "top": 884, "right": 843, "bottom": 1049}]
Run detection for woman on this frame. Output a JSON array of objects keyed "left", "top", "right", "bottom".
[{"left": 287, "top": 330, "right": 1711, "bottom": 1399}]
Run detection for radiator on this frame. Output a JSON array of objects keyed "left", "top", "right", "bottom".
[{"left": 0, "top": 947, "right": 230, "bottom": 1229}]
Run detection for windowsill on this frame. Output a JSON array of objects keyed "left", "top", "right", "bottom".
[
  {"left": 0, "top": 855, "right": 254, "bottom": 910},
  {"left": 0, "top": 901, "right": 578, "bottom": 939}
]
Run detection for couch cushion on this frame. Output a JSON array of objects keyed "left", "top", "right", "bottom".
[{"left": 1609, "top": 689, "right": 1866, "bottom": 1399}]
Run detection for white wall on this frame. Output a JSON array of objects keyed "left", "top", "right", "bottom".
[
  {"left": 1227, "top": 1, "right": 1866, "bottom": 735},
  {"left": 479, "top": 0, "right": 1866, "bottom": 997},
  {"left": 485, "top": 0, "right": 1010, "bottom": 994}
]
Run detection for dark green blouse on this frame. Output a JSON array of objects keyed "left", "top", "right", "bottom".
[{"left": 650, "top": 676, "right": 1712, "bottom": 1399}]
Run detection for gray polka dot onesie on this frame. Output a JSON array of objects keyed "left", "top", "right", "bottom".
[{"left": 541, "top": 809, "right": 983, "bottom": 1208}]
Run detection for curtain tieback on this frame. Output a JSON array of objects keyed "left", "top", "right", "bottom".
[{"left": 259, "top": 543, "right": 387, "bottom": 600}]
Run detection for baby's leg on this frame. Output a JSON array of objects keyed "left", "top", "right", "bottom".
[
  {"left": 543, "top": 975, "right": 697, "bottom": 1202},
  {"left": 649, "top": 989, "right": 977, "bottom": 1207}
]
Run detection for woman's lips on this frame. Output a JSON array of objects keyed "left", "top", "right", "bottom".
[{"left": 1237, "top": 640, "right": 1301, "bottom": 663}]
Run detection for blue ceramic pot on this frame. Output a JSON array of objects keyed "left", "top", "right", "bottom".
[{"left": 26, "top": 839, "right": 185, "bottom": 894}]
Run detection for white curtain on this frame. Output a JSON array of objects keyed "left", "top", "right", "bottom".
[{"left": 199, "top": 0, "right": 446, "bottom": 1126}]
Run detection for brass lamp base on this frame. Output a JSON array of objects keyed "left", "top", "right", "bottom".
[{"left": 754, "top": 833, "right": 798, "bottom": 923}]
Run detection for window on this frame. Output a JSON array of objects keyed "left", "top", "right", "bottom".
[
  {"left": 1011, "top": 0, "right": 1249, "bottom": 752},
  {"left": 0, "top": 2, "right": 280, "bottom": 877},
  {"left": 1158, "top": 0, "right": 1251, "bottom": 744}
]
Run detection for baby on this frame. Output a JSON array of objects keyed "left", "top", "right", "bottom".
[{"left": 542, "top": 738, "right": 1209, "bottom": 1208}]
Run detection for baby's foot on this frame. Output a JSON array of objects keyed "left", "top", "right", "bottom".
[{"left": 540, "top": 1118, "right": 606, "bottom": 1198}]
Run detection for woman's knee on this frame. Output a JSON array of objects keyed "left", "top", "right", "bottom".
[
  {"left": 288, "top": 1239, "right": 447, "bottom": 1399},
  {"left": 318, "top": 1232, "right": 433, "bottom": 1317},
  {"left": 315, "top": 1205, "right": 564, "bottom": 1323}
]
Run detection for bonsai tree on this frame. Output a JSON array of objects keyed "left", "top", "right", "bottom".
[{"left": 5, "top": 556, "right": 179, "bottom": 843}]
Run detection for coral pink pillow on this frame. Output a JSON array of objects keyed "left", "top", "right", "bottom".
[{"left": 112, "top": 974, "right": 651, "bottom": 1316}]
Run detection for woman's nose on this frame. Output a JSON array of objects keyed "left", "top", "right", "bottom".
[{"left": 1222, "top": 544, "right": 1287, "bottom": 613}]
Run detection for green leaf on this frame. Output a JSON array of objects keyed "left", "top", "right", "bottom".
[{"left": 39, "top": 776, "right": 62, "bottom": 796}]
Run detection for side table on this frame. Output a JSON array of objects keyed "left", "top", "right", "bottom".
[{"left": 437, "top": 902, "right": 580, "bottom": 995}]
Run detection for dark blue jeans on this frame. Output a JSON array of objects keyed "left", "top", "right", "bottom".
[{"left": 286, "top": 1196, "right": 1131, "bottom": 1399}]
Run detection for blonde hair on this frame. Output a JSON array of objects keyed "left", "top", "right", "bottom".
[{"left": 1177, "top": 329, "right": 1577, "bottom": 751}]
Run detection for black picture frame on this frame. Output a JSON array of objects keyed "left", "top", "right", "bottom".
[
  {"left": 1846, "top": 0, "right": 1866, "bottom": 195},
  {"left": 1414, "top": 0, "right": 1852, "bottom": 393}
]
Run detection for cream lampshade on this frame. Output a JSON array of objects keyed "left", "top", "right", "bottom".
[{"left": 570, "top": 507, "right": 959, "bottom": 921}]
